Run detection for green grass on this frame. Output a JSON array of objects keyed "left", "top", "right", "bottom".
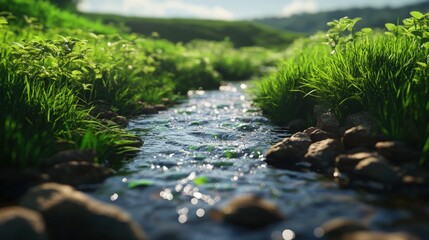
[
  {"left": 82, "top": 13, "right": 302, "bottom": 49},
  {"left": 0, "top": 0, "right": 278, "bottom": 168},
  {"left": 254, "top": 13, "right": 429, "bottom": 164}
]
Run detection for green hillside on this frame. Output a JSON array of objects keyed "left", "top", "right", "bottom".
[
  {"left": 82, "top": 13, "right": 302, "bottom": 48},
  {"left": 255, "top": 1, "right": 429, "bottom": 33}
]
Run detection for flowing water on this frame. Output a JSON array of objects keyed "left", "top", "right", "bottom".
[{"left": 91, "top": 82, "right": 429, "bottom": 240}]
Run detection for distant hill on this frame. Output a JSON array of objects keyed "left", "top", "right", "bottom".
[
  {"left": 82, "top": 13, "right": 302, "bottom": 48},
  {"left": 254, "top": 1, "right": 429, "bottom": 34}
]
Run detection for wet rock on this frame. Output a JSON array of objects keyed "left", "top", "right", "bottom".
[
  {"left": 317, "top": 112, "right": 340, "bottom": 133},
  {"left": 288, "top": 119, "right": 308, "bottom": 133},
  {"left": 340, "top": 231, "right": 420, "bottom": 240},
  {"left": 47, "top": 161, "right": 115, "bottom": 187},
  {"left": 139, "top": 104, "right": 167, "bottom": 114},
  {"left": 0, "top": 206, "right": 47, "bottom": 240},
  {"left": 344, "top": 111, "right": 376, "bottom": 129},
  {"left": 343, "top": 126, "right": 377, "bottom": 149},
  {"left": 0, "top": 168, "right": 48, "bottom": 204},
  {"left": 354, "top": 157, "right": 401, "bottom": 184},
  {"left": 319, "top": 218, "right": 368, "bottom": 240},
  {"left": 46, "top": 149, "right": 96, "bottom": 166},
  {"left": 375, "top": 141, "right": 420, "bottom": 164},
  {"left": 304, "top": 127, "right": 338, "bottom": 143},
  {"left": 313, "top": 104, "right": 330, "bottom": 122},
  {"left": 398, "top": 164, "right": 429, "bottom": 187},
  {"left": 304, "top": 138, "right": 343, "bottom": 171},
  {"left": 113, "top": 115, "right": 129, "bottom": 127},
  {"left": 20, "top": 183, "right": 147, "bottom": 240},
  {"left": 336, "top": 152, "right": 381, "bottom": 174},
  {"left": 213, "top": 195, "right": 283, "bottom": 228},
  {"left": 265, "top": 132, "right": 312, "bottom": 168}
]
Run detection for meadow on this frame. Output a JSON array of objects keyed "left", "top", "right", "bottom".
[
  {"left": 254, "top": 12, "right": 429, "bottom": 164},
  {"left": 0, "top": 0, "right": 285, "bottom": 168}
]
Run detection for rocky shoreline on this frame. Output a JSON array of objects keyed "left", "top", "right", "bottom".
[{"left": 1, "top": 108, "right": 429, "bottom": 240}]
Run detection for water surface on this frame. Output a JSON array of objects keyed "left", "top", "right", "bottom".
[{"left": 91, "top": 82, "right": 429, "bottom": 240}]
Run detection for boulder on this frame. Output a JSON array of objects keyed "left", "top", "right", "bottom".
[
  {"left": 354, "top": 157, "right": 401, "bottom": 184},
  {"left": 342, "top": 126, "right": 377, "bottom": 149},
  {"left": 20, "top": 183, "right": 147, "bottom": 240},
  {"left": 317, "top": 112, "right": 340, "bottom": 133},
  {"left": 212, "top": 195, "right": 283, "bottom": 228},
  {"left": 287, "top": 119, "right": 308, "bottom": 133},
  {"left": 336, "top": 152, "right": 381, "bottom": 174},
  {"left": 313, "top": 105, "right": 330, "bottom": 122},
  {"left": 0, "top": 168, "right": 47, "bottom": 203},
  {"left": 318, "top": 218, "right": 368, "bottom": 240},
  {"left": 0, "top": 206, "right": 47, "bottom": 240},
  {"left": 375, "top": 141, "right": 420, "bottom": 164},
  {"left": 304, "top": 127, "right": 338, "bottom": 143},
  {"left": 265, "top": 132, "right": 312, "bottom": 168},
  {"left": 339, "top": 231, "right": 420, "bottom": 240},
  {"left": 304, "top": 138, "right": 343, "bottom": 171},
  {"left": 344, "top": 112, "right": 375, "bottom": 129},
  {"left": 46, "top": 149, "right": 96, "bottom": 166},
  {"left": 47, "top": 161, "right": 115, "bottom": 187}
]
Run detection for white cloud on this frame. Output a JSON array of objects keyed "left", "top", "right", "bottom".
[
  {"left": 78, "top": 0, "right": 235, "bottom": 20},
  {"left": 282, "top": 0, "right": 318, "bottom": 17}
]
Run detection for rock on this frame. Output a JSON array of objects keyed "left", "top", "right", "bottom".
[
  {"left": 46, "top": 149, "right": 96, "bottom": 166},
  {"left": 265, "top": 132, "right": 312, "bottom": 168},
  {"left": 304, "top": 127, "right": 338, "bottom": 143},
  {"left": 339, "top": 231, "right": 420, "bottom": 240},
  {"left": 376, "top": 141, "right": 420, "bottom": 164},
  {"left": 336, "top": 152, "right": 381, "bottom": 174},
  {"left": 139, "top": 104, "right": 167, "bottom": 114},
  {"left": 304, "top": 138, "right": 343, "bottom": 171},
  {"left": 344, "top": 111, "right": 376, "bottom": 129},
  {"left": 343, "top": 126, "right": 377, "bottom": 149},
  {"left": 317, "top": 112, "right": 340, "bottom": 133},
  {"left": 318, "top": 218, "right": 368, "bottom": 240},
  {"left": 0, "top": 206, "right": 47, "bottom": 240},
  {"left": 0, "top": 168, "right": 47, "bottom": 204},
  {"left": 20, "top": 183, "right": 147, "bottom": 240},
  {"left": 313, "top": 104, "right": 330, "bottom": 122},
  {"left": 113, "top": 115, "right": 129, "bottom": 127},
  {"left": 288, "top": 119, "right": 308, "bottom": 133},
  {"left": 354, "top": 157, "right": 401, "bottom": 184},
  {"left": 47, "top": 161, "right": 115, "bottom": 187},
  {"left": 213, "top": 195, "right": 283, "bottom": 228}
]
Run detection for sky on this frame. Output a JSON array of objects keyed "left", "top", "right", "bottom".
[{"left": 78, "top": 0, "right": 425, "bottom": 20}]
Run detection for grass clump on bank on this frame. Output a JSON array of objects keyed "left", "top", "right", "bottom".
[
  {"left": 2, "top": 0, "right": 275, "bottom": 168},
  {"left": 254, "top": 12, "right": 429, "bottom": 163}
]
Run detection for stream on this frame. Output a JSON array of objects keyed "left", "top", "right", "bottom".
[{"left": 91, "top": 82, "right": 429, "bottom": 240}]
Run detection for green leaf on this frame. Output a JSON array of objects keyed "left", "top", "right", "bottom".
[
  {"left": 128, "top": 179, "right": 154, "bottom": 188},
  {"left": 410, "top": 11, "right": 424, "bottom": 20},
  {"left": 193, "top": 176, "right": 209, "bottom": 185},
  {"left": 360, "top": 28, "right": 372, "bottom": 33},
  {"left": 385, "top": 23, "right": 396, "bottom": 32}
]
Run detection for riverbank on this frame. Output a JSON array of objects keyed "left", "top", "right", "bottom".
[{"left": 254, "top": 13, "right": 429, "bottom": 165}]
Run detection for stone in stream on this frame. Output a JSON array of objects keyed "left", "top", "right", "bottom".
[
  {"left": 337, "top": 232, "right": 420, "bottom": 240},
  {"left": 344, "top": 111, "right": 376, "bottom": 129},
  {"left": 265, "top": 132, "right": 312, "bottom": 169},
  {"left": 287, "top": 118, "right": 308, "bottom": 133},
  {"left": 45, "top": 149, "right": 96, "bottom": 166},
  {"left": 20, "top": 183, "right": 147, "bottom": 240},
  {"left": 342, "top": 125, "right": 377, "bottom": 150},
  {"left": 304, "top": 127, "right": 339, "bottom": 143},
  {"left": 211, "top": 195, "right": 283, "bottom": 228},
  {"left": 47, "top": 161, "right": 115, "bottom": 187},
  {"left": 0, "top": 206, "right": 47, "bottom": 240},
  {"left": 335, "top": 152, "right": 382, "bottom": 174},
  {"left": 353, "top": 157, "right": 401, "bottom": 184},
  {"left": 304, "top": 138, "right": 343, "bottom": 171},
  {"left": 317, "top": 112, "right": 340, "bottom": 133},
  {"left": 318, "top": 218, "right": 368, "bottom": 240},
  {"left": 375, "top": 141, "right": 420, "bottom": 164}
]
